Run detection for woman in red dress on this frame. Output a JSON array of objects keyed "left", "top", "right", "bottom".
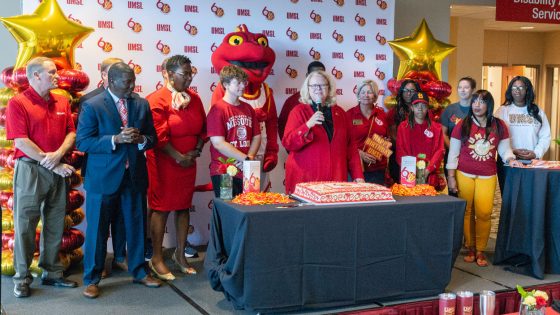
[{"left": 146, "top": 55, "right": 206, "bottom": 280}]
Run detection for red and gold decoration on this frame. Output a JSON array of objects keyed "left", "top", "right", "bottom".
[
  {"left": 0, "top": 0, "right": 94, "bottom": 70},
  {"left": 0, "top": 0, "right": 90, "bottom": 276},
  {"left": 232, "top": 192, "right": 294, "bottom": 206},
  {"left": 391, "top": 183, "right": 437, "bottom": 196},
  {"left": 385, "top": 19, "right": 456, "bottom": 121}
]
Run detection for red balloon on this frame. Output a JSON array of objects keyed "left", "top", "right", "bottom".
[
  {"left": 1, "top": 67, "right": 15, "bottom": 88},
  {"left": 0, "top": 107, "right": 6, "bottom": 127},
  {"left": 56, "top": 69, "right": 90, "bottom": 92},
  {"left": 424, "top": 81, "right": 452, "bottom": 100},
  {"left": 387, "top": 78, "right": 403, "bottom": 95},
  {"left": 66, "top": 189, "right": 84, "bottom": 212},
  {"left": 71, "top": 112, "right": 79, "bottom": 128},
  {"left": 11, "top": 68, "right": 29, "bottom": 91},
  {"left": 60, "top": 228, "right": 85, "bottom": 252},
  {"left": 0, "top": 191, "right": 13, "bottom": 207},
  {"left": 63, "top": 150, "right": 84, "bottom": 169}
]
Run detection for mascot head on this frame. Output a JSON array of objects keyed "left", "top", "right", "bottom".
[{"left": 211, "top": 24, "right": 276, "bottom": 86}]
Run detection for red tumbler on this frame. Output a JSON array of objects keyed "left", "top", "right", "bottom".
[
  {"left": 439, "top": 293, "right": 457, "bottom": 315},
  {"left": 456, "top": 291, "right": 474, "bottom": 315}
]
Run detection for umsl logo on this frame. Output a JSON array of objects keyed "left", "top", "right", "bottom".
[
  {"left": 353, "top": 85, "right": 358, "bottom": 94},
  {"left": 97, "top": 0, "right": 113, "bottom": 10},
  {"left": 286, "top": 27, "right": 298, "bottom": 40},
  {"left": 309, "top": 47, "right": 321, "bottom": 60},
  {"left": 156, "top": 40, "right": 171, "bottom": 55},
  {"left": 332, "top": 30, "right": 344, "bottom": 43},
  {"left": 309, "top": 10, "right": 321, "bottom": 23},
  {"left": 156, "top": 81, "right": 164, "bottom": 90},
  {"left": 377, "top": 0, "right": 388, "bottom": 9},
  {"left": 67, "top": 14, "right": 82, "bottom": 24},
  {"left": 285, "top": 65, "right": 298, "bottom": 79},
  {"left": 156, "top": 0, "right": 171, "bottom": 13},
  {"left": 375, "top": 68, "right": 386, "bottom": 80},
  {"left": 127, "top": 18, "right": 142, "bottom": 33},
  {"left": 210, "top": 43, "right": 218, "bottom": 52},
  {"left": 354, "top": 49, "right": 365, "bottom": 62},
  {"left": 211, "top": 3, "right": 224, "bottom": 17},
  {"left": 184, "top": 21, "right": 198, "bottom": 36},
  {"left": 355, "top": 13, "right": 366, "bottom": 26},
  {"left": 97, "top": 37, "right": 113, "bottom": 52},
  {"left": 127, "top": 60, "right": 142, "bottom": 75},
  {"left": 210, "top": 82, "right": 217, "bottom": 92},
  {"left": 376, "top": 32, "right": 386, "bottom": 45},
  {"left": 331, "top": 67, "right": 343, "bottom": 79},
  {"left": 262, "top": 7, "right": 275, "bottom": 20}
]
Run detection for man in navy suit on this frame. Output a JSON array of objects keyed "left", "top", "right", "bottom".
[
  {"left": 77, "top": 62, "right": 161, "bottom": 299},
  {"left": 79, "top": 57, "right": 128, "bottom": 279}
]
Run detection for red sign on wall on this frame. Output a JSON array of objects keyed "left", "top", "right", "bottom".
[{"left": 496, "top": 0, "right": 560, "bottom": 24}]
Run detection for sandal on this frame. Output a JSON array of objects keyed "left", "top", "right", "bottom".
[
  {"left": 172, "top": 252, "right": 197, "bottom": 275},
  {"left": 476, "top": 252, "right": 488, "bottom": 267},
  {"left": 463, "top": 250, "right": 476, "bottom": 263}
]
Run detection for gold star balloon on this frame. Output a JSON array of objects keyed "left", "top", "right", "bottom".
[
  {"left": 0, "top": 0, "right": 94, "bottom": 70},
  {"left": 388, "top": 19, "right": 455, "bottom": 81}
]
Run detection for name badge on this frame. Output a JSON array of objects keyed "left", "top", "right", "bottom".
[
  {"left": 424, "top": 129, "right": 434, "bottom": 138},
  {"left": 353, "top": 119, "right": 363, "bottom": 125}
]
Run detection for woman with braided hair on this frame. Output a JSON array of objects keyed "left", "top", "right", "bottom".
[{"left": 494, "top": 76, "right": 551, "bottom": 192}]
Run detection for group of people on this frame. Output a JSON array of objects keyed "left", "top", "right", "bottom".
[{"left": 5, "top": 54, "right": 551, "bottom": 300}]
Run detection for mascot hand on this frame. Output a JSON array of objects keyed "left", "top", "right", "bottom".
[
  {"left": 262, "top": 152, "right": 278, "bottom": 172},
  {"left": 254, "top": 108, "right": 268, "bottom": 122}
]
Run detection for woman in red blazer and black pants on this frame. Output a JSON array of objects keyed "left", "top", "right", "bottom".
[{"left": 282, "top": 70, "right": 364, "bottom": 194}]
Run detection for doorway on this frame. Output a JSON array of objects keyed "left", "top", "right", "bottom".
[
  {"left": 482, "top": 65, "right": 539, "bottom": 109},
  {"left": 545, "top": 66, "right": 559, "bottom": 161}
]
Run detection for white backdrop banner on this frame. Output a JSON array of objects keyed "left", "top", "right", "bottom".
[{"left": 23, "top": 0, "right": 395, "bottom": 246}]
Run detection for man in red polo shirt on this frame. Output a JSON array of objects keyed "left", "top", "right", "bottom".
[{"left": 6, "top": 57, "right": 78, "bottom": 298}]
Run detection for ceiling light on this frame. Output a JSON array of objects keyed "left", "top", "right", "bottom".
[{"left": 520, "top": 26, "right": 535, "bottom": 29}]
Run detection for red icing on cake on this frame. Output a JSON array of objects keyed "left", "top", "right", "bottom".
[{"left": 292, "top": 181, "right": 394, "bottom": 205}]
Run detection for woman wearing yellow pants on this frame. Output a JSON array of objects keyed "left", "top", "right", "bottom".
[{"left": 446, "top": 90, "right": 521, "bottom": 267}]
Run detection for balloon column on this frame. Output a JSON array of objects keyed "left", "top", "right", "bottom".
[
  {"left": 384, "top": 19, "right": 456, "bottom": 121},
  {"left": 0, "top": 0, "right": 92, "bottom": 276}
]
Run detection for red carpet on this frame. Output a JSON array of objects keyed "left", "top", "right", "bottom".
[{"left": 340, "top": 282, "right": 560, "bottom": 315}]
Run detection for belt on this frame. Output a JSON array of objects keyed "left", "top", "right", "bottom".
[{"left": 19, "top": 157, "right": 39, "bottom": 165}]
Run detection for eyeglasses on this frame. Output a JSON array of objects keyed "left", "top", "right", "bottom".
[
  {"left": 403, "top": 88, "right": 417, "bottom": 94},
  {"left": 511, "top": 86, "right": 525, "bottom": 92},
  {"left": 308, "top": 84, "right": 329, "bottom": 90},
  {"left": 174, "top": 71, "right": 193, "bottom": 79}
]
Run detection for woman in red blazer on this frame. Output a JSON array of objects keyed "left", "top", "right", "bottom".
[{"left": 282, "top": 71, "right": 364, "bottom": 194}]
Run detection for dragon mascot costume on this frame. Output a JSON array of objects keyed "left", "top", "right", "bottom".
[{"left": 211, "top": 24, "right": 278, "bottom": 191}]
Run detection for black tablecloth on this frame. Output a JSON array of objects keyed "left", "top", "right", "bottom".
[
  {"left": 204, "top": 195, "right": 466, "bottom": 312},
  {"left": 494, "top": 167, "right": 560, "bottom": 279}
]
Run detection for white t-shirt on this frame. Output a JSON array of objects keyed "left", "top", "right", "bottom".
[{"left": 494, "top": 104, "right": 551, "bottom": 158}]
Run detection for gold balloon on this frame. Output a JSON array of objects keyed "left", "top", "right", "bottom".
[
  {"left": 388, "top": 19, "right": 455, "bottom": 81},
  {"left": 1, "top": 251, "right": 15, "bottom": 276},
  {"left": 0, "top": 0, "right": 94, "bottom": 69},
  {"left": 0, "top": 87, "right": 16, "bottom": 107},
  {"left": 384, "top": 95, "right": 397, "bottom": 109}
]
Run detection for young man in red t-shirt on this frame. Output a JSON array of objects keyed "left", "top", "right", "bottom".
[{"left": 207, "top": 65, "right": 261, "bottom": 197}]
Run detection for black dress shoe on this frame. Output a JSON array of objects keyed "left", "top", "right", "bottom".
[
  {"left": 14, "top": 283, "right": 30, "bottom": 298},
  {"left": 41, "top": 278, "right": 78, "bottom": 288}
]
